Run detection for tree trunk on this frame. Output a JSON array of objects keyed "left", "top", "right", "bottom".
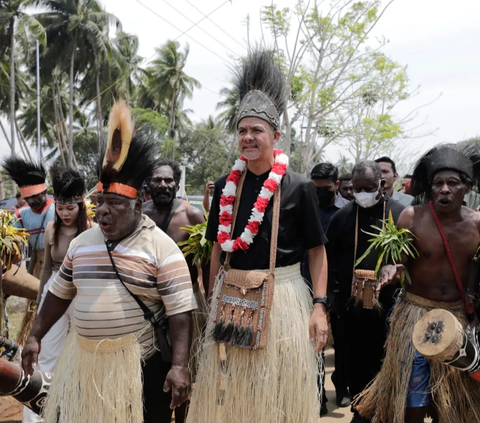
[
  {"left": 96, "top": 69, "right": 102, "bottom": 145},
  {"left": 170, "top": 90, "right": 176, "bottom": 160},
  {"left": 282, "top": 109, "right": 292, "bottom": 157},
  {"left": 9, "top": 18, "right": 15, "bottom": 158},
  {"left": 0, "top": 121, "right": 12, "bottom": 150},
  {"left": 52, "top": 81, "right": 66, "bottom": 166},
  {"left": 15, "top": 120, "right": 32, "bottom": 161},
  {"left": 68, "top": 42, "right": 75, "bottom": 167}
]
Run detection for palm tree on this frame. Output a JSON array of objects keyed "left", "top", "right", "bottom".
[
  {"left": 33, "top": 0, "right": 119, "bottom": 166},
  {"left": 113, "top": 32, "right": 143, "bottom": 105},
  {"left": 140, "top": 40, "right": 201, "bottom": 159},
  {"left": 0, "top": 0, "right": 45, "bottom": 158},
  {"left": 216, "top": 86, "right": 240, "bottom": 132}
]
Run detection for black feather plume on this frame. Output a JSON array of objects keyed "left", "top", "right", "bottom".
[
  {"left": 2, "top": 157, "right": 46, "bottom": 187},
  {"left": 234, "top": 49, "right": 288, "bottom": 117},
  {"left": 50, "top": 164, "right": 85, "bottom": 203},
  {"left": 411, "top": 143, "right": 480, "bottom": 204},
  {"left": 98, "top": 129, "right": 158, "bottom": 195}
]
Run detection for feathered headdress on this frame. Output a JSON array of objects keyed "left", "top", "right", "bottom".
[
  {"left": 234, "top": 49, "right": 288, "bottom": 130},
  {"left": 411, "top": 143, "right": 480, "bottom": 204},
  {"left": 50, "top": 164, "right": 85, "bottom": 205},
  {"left": 97, "top": 101, "right": 157, "bottom": 199},
  {"left": 2, "top": 157, "right": 47, "bottom": 198}
]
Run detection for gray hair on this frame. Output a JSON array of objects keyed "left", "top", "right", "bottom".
[{"left": 352, "top": 160, "right": 382, "bottom": 181}]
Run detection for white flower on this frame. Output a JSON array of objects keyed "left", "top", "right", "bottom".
[{"left": 219, "top": 205, "right": 234, "bottom": 214}]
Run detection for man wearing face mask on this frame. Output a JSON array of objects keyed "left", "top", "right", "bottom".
[
  {"left": 308, "top": 163, "right": 350, "bottom": 414},
  {"left": 311, "top": 163, "right": 350, "bottom": 232},
  {"left": 326, "top": 160, "right": 404, "bottom": 423}
]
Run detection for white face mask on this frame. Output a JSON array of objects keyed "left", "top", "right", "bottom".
[{"left": 354, "top": 191, "right": 381, "bottom": 208}]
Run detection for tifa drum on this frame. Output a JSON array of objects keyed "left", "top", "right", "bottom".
[{"left": 412, "top": 309, "right": 480, "bottom": 383}]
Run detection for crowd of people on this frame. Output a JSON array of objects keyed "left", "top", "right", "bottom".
[{"left": 1, "top": 49, "right": 480, "bottom": 423}]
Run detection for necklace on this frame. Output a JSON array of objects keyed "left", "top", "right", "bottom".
[{"left": 217, "top": 149, "right": 288, "bottom": 252}]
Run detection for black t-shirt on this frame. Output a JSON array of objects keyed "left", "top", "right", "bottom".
[
  {"left": 326, "top": 197, "right": 405, "bottom": 307},
  {"left": 206, "top": 169, "right": 327, "bottom": 270}
]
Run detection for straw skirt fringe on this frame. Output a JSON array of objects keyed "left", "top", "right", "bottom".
[
  {"left": 355, "top": 291, "right": 480, "bottom": 423},
  {"left": 191, "top": 282, "right": 207, "bottom": 379},
  {"left": 42, "top": 330, "right": 143, "bottom": 423},
  {"left": 187, "top": 263, "right": 321, "bottom": 423}
]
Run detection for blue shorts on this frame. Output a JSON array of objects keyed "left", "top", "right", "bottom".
[{"left": 406, "top": 350, "right": 431, "bottom": 408}]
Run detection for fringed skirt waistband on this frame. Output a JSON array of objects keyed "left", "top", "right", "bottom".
[{"left": 405, "top": 291, "right": 464, "bottom": 311}]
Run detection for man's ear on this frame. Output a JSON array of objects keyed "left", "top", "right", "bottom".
[
  {"left": 135, "top": 198, "right": 143, "bottom": 212},
  {"left": 335, "top": 180, "right": 340, "bottom": 189},
  {"left": 394, "top": 172, "right": 399, "bottom": 181},
  {"left": 273, "top": 130, "right": 281, "bottom": 145}
]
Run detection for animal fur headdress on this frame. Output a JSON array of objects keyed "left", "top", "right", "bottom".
[
  {"left": 97, "top": 100, "right": 157, "bottom": 198},
  {"left": 2, "top": 157, "right": 47, "bottom": 198},
  {"left": 234, "top": 49, "right": 288, "bottom": 130},
  {"left": 50, "top": 164, "right": 85, "bottom": 205},
  {"left": 411, "top": 143, "right": 480, "bottom": 203}
]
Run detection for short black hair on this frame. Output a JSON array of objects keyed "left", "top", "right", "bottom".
[
  {"left": 154, "top": 158, "right": 182, "bottom": 185},
  {"left": 338, "top": 173, "right": 352, "bottom": 183},
  {"left": 352, "top": 160, "right": 382, "bottom": 181},
  {"left": 15, "top": 192, "right": 21, "bottom": 199},
  {"left": 375, "top": 156, "right": 397, "bottom": 174},
  {"left": 311, "top": 163, "right": 338, "bottom": 182}
]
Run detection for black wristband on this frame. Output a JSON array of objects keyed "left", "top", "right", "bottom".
[{"left": 313, "top": 296, "right": 330, "bottom": 312}]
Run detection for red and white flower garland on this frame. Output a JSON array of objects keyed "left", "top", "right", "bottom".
[{"left": 217, "top": 149, "right": 289, "bottom": 252}]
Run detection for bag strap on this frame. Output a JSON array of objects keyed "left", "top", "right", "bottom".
[
  {"left": 160, "top": 199, "right": 182, "bottom": 233},
  {"left": 105, "top": 241, "right": 156, "bottom": 324},
  {"left": 428, "top": 201, "right": 476, "bottom": 320},
  {"left": 224, "top": 171, "right": 281, "bottom": 275}
]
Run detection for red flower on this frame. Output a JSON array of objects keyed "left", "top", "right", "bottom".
[
  {"left": 264, "top": 178, "right": 278, "bottom": 192},
  {"left": 219, "top": 212, "right": 233, "bottom": 226},
  {"left": 233, "top": 238, "right": 249, "bottom": 251},
  {"left": 272, "top": 162, "right": 287, "bottom": 175},
  {"left": 246, "top": 221, "right": 260, "bottom": 235},
  {"left": 217, "top": 231, "right": 231, "bottom": 244},
  {"left": 220, "top": 195, "right": 235, "bottom": 207},
  {"left": 254, "top": 196, "right": 270, "bottom": 213},
  {"left": 227, "top": 169, "right": 242, "bottom": 184}
]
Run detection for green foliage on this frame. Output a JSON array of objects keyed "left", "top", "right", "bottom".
[
  {"left": 177, "top": 209, "right": 212, "bottom": 266},
  {"left": 355, "top": 210, "right": 418, "bottom": 283},
  {"left": 179, "top": 117, "right": 234, "bottom": 194}
]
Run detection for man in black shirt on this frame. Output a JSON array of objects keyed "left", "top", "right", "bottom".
[
  {"left": 307, "top": 163, "right": 350, "bottom": 413},
  {"left": 326, "top": 160, "right": 404, "bottom": 423},
  {"left": 187, "top": 50, "right": 328, "bottom": 423}
]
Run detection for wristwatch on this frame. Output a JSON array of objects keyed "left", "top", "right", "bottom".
[{"left": 313, "top": 296, "right": 330, "bottom": 312}]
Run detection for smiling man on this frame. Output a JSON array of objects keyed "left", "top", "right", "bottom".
[
  {"left": 356, "top": 145, "right": 480, "bottom": 423},
  {"left": 22, "top": 102, "right": 197, "bottom": 423},
  {"left": 187, "top": 50, "right": 328, "bottom": 423}
]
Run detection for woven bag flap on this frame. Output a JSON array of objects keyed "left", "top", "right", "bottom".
[
  {"left": 354, "top": 269, "right": 376, "bottom": 281},
  {"left": 224, "top": 269, "right": 268, "bottom": 290}
]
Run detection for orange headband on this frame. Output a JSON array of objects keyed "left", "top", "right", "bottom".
[
  {"left": 20, "top": 183, "right": 47, "bottom": 198},
  {"left": 96, "top": 182, "right": 138, "bottom": 199}
]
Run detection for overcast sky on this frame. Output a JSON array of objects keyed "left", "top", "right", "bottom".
[{"left": 2, "top": 0, "right": 480, "bottom": 169}]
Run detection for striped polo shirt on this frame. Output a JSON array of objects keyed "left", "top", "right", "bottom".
[{"left": 49, "top": 215, "right": 197, "bottom": 359}]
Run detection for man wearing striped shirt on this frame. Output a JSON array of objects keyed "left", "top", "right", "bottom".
[{"left": 22, "top": 103, "right": 196, "bottom": 423}]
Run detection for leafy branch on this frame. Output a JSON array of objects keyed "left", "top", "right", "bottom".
[
  {"left": 355, "top": 210, "right": 418, "bottom": 283},
  {"left": 177, "top": 208, "right": 212, "bottom": 266}
]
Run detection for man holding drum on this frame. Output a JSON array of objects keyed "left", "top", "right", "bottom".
[{"left": 356, "top": 144, "right": 480, "bottom": 423}]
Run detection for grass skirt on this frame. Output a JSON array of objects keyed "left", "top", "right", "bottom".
[
  {"left": 42, "top": 330, "right": 143, "bottom": 423},
  {"left": 191, "top": 282, "right": 207, "bottom": 380},
  {"left": 355, "top": 291, "right": 480, "bottom": 423},
  {"left": 186, "top": 263, "right": 321, "bottom": 423}
]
